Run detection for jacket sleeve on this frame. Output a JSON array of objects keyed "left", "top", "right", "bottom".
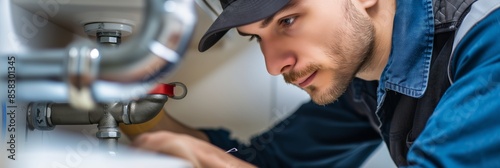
[
  {"left": 201, "top": 79, "right": 382, "bottom": 168},
  {"left": 407, "top": 8, "right": 500, "bottom": 167}
]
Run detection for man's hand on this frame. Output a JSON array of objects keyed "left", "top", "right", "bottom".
[{"left": 132, "top": 131, "right": 256, "bottom": 168}]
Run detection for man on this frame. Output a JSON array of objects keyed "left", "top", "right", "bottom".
[
  {"left": 122, "top": 78, "right": 382, "bottom": 167},
  {"left": 132, "top": 0, "right": 500, "bottom": 167}
]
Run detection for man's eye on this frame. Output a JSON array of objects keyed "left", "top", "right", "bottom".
[
  {"left": 249, "top": 35, "right": 261, "bottom": 42},
  {"left": 279, "top": 16, "right": 296, "bottom": 27}
]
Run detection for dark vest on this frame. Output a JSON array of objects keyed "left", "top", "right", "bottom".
[{"left": 378, "top": 0, "right": 476, "bottom": 166}]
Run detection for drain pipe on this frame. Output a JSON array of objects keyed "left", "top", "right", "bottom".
[
  {"left": 28, "top": 94, "right": 169, "bottom": 154},
  {"left": 0, "top": 0, "right": 196, "bottom": 110}
]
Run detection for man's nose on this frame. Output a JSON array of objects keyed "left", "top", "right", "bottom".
[{"left": 260, "top": 41, "right": 296, "bottom": 76}]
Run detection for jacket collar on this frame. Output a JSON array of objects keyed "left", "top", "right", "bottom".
[{"left": 377, "top": 0, "right": 435, "bottom": 104}]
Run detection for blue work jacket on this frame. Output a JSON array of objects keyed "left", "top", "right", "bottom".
[
  {"left": 202, "top": 78, "right": 383, "bottom": 168},
  {"left": 203, "top": 0, "right": 500, "bottom": 167},
  {"left": 385, "top": 0, "right": 500, "bottom": 167}
]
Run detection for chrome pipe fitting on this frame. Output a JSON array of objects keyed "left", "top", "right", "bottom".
[
  {"left": 0, "top": 0, "right": 197, "bottom": 109},
  {"left": 27, "top": 94, "right": 169, "bottom": 153}
]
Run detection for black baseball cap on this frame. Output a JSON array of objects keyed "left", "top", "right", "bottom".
[{"left": 198, "top": 0, "right": 290, "bottom": 52}]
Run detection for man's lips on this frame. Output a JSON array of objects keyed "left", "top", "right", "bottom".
[{"left": 295, "top": 71, "right": 318, "bottom": 88}]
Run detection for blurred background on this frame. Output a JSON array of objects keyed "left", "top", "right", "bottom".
[{"left": 4, "top": 0, "right": 395, "bottom": 167}]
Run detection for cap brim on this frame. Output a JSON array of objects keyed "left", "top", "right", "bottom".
[{"left": 198, "top": 0, "right": 290, "bottom": 52}]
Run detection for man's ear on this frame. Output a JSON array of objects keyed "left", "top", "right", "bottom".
[{"left": 357, "top": 0, "right": 377, "bottom": 9}]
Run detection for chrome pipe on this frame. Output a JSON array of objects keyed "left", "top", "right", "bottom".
[
  {"left": 99, "top": 0, "right": 196, "bottom": 81},
  {"left": 0, "top": 0, "right": 196, "bottom": 109},
  {"left": 127, "top": 94, "right": 169, "bottom": 124}
]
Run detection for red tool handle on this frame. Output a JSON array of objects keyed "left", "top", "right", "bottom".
[{"left": 149, "top": 83, "right": 175, "bottom": 97}]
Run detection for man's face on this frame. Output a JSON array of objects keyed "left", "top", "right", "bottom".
[{"left": 237, "top": 0, "right": 375, "bottom": 105}]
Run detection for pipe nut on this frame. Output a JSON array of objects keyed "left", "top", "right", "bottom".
[
  {"left": 96, "top": 131, "right": 121, "bottom": 138},
  {"left": 99, "top": 37, "right": 119, "bottom": 44},
  {"left": 27, "top": 103, "right": 55, "bottom": 131}
]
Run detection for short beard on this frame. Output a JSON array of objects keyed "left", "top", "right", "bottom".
[
  {"left": 309, "top": 0, "right": 375, "bottom": 105},
  {"left": 283, "top": 64, "right": 321, "bottom": 83}
]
